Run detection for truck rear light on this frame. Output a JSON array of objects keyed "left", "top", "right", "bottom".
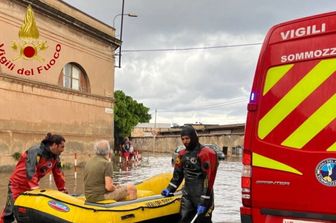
[
  {"left": 247, "top": 102, "right": 257, "bottom": 111},
  {"left": 242, "top": 165, "right": 251, "bottom": 177},
  {"left": 242, "top": 175, "right": 251, "bottom": 188},
  {"left": 242, "top": 149, "right": 251, "bottom": 165},
  {"left": 242, "top": 194, "right": 250, "bottom": 199},
  {"left": 242, "top": 149, "right": 252, "bottom": 207}
]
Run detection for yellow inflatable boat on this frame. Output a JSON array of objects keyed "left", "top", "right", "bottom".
[{"left": 13, "top": 173, "right": 182, "bottom": 223}]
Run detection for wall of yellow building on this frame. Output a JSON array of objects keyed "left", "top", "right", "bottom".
[{"left": 0, "top": 0, "right": 119, "bottom": 166}]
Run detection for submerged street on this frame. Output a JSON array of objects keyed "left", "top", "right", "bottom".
[{"left": 0, "top": 154, "right": 242, "bottom": 223}]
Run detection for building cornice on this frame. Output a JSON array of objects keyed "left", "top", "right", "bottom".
[{"left": 0, "top": 73, "right": 114, "bottom": 102}]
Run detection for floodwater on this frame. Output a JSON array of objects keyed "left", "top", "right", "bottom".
[{"left": 0, "top": 154, "right": 242, "bottom": 223}]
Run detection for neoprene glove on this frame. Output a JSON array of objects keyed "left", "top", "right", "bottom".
[
  {"left": 197, "top": 204, "right": 206, "bottom": 214},
  {"left": 161, "top": 188, "right": 173, "bottom": 197}
]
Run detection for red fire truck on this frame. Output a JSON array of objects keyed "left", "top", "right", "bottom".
[{"left": 241, "top": 11, "right": 336, "bottom": 223}]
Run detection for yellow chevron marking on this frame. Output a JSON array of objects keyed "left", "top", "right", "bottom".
[
  {"left": 258, "top": 59, "right": 336, "bottom": 139},
  {"left": 253, "top": 152, "right": 302, "bottom": 175},
  {"left": 263, "top": 64, "right": 293, "bottom": 95},
  {"left": 327, "top": 142, "right": 336, "bottom": 151},
  {"left": 282, "top": 95, "right": 336, "bottom": 149}
]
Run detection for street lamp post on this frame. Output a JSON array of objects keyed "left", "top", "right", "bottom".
[
  {"left": 113, "top": 0, "right": 138, "bottom": 68},
  {"left": 113, "top": 13, "right": 137, "bottom": 28}
]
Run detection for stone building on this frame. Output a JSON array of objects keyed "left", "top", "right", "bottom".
[
  {"left": 131, "top": 123, "right": 245, "bottom": 157},
  {"left": 131, "top": 123, "right": 172, "bottom": 137},
  {"left": 0, "top": 0, "right": 119, "bottom": 167}
]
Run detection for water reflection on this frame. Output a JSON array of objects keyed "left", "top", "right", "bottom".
[{"left": 0, "top": 154, "right": 242, "bottom": 223}]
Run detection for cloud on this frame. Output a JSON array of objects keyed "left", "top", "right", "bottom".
[
  {"left": 64, "top": 0, "right": 335, "bottom": 125},
  {"left": 116, "top": 31, "right": 261, "bottom": 124}
]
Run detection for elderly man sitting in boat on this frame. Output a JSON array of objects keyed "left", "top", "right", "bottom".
[{"left": 84, "top": 140, "right": 137, "bottom": 202}]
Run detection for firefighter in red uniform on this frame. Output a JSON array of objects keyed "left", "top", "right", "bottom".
[
  {"left": 0, "top": 133, "right": 67, "bottom": 223},
  {"left": 161, "top": 125, "right": 218, "bottom": 223}
]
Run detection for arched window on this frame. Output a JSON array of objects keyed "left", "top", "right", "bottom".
[{"left": 59, "top": 63, "right": 90, "bottom": 93}]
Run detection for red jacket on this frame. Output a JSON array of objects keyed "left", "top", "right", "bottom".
[{"left": 9, "top": 144, "right": 65, "bottom": 199}]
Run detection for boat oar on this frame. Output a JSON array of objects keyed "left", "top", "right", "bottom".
[{"left": 190, "top": 213, "right": 198, "bottom": 223}]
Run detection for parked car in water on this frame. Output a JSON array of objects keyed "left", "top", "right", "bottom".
[
  {"left": 171, "top": 143, "right": 225, "bottom": 165},
  {"left": 203, "top": 144, "right": 226, "bottom": 160}
]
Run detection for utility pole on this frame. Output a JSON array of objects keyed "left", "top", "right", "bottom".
[
  {"left": 154, "top": 109, "right": 157, "bottom": 128},
  {"left": 152, "top": 109, "right": 157, "bottom": 155},
  {"left": 118, "top": 0, "right": 125, "bottom": 68}
]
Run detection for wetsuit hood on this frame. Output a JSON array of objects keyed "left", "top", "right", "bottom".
[
  {"left": 41, "top": 143, "right": 57, "bottom": 159},
  {"left": 181, "top": 125, "right": 199, "bottom": 150}
]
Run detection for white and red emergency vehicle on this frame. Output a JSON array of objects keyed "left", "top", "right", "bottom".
[{"left": 241, "top": 11, "right": 336, "bottom": 223}]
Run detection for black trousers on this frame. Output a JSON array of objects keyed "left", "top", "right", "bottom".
[{"left": 179, "top": 192, "right": 214, "bottom": 223}]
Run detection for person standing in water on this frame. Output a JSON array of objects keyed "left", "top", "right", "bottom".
[{"left": 161, "top": 125, "right": 218, "bottom": 223}]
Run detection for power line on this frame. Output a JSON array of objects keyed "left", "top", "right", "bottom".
[
  {"left": 201, "top": 98, "right": 248, "bottom": 110},
  {"left": 121, "top": 42, "right": 262, "bottom": 53},
  {"left": 157, "top": 97, "right": 248, "bottom": 113}
]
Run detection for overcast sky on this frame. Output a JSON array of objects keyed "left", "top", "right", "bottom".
[{"left": 63, "top": 0, "right": 335, "bottom": 126}]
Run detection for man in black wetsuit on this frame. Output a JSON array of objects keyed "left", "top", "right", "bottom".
[{"left": 161, "top": 125, "right": 218, "bottom": 223}]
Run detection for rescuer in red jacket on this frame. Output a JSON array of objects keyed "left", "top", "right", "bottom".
[
  {"left": 161, "top": 125, "right": 218, "bottom": 223},
  {"left": 0, "top": 133, "right": 67, "bottom": 223}
]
